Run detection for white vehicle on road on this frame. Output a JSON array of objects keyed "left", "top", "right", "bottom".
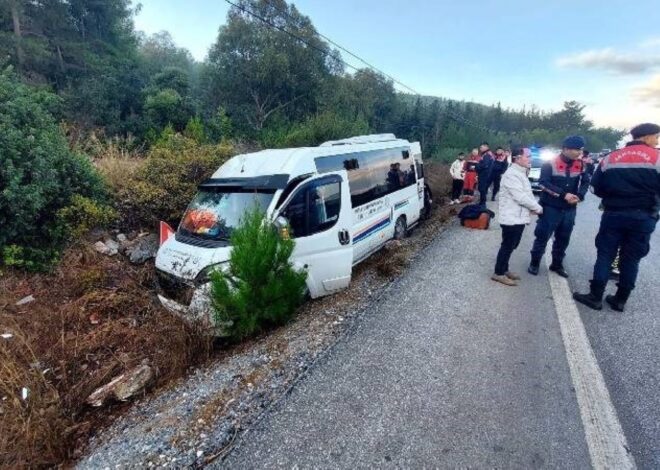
[{"left": 155, "top": 134, "right": 428, "bottom": 323}]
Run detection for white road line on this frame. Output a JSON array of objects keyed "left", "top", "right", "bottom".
[{"left": 546, "top": 259, "right": 636, "bottom": 469}]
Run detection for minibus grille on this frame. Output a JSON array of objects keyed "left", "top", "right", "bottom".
[{"left": 156, "top": 270, "right": 195, "bottom": 306}]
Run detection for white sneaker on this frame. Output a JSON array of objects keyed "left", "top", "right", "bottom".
[
  {"left": 454, "top": 199, "right": 461, "bottom": 204},
  {"left": 448, "top": 200, "right": 455, "bottom": 205}
]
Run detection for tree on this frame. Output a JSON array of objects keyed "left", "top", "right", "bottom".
[
  {"left": 205, "top": 0, "right": 337, "bottom": 132},
  {"left": 0, "top": 67, "right": 107, "bottom": 270},
  {"left": 209, "top": 207, "right": 307, "bottom": 341}
]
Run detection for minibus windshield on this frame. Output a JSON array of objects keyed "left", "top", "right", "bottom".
[{"left": 178, "top": 189, "right": 275, "bottom": 241}]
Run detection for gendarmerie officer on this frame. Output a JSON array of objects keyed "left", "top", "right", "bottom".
[
  {"left": 573, "top": 123, "right": 660, "bottom": 311},
  {"left": 528, "top": 136, "right": 591, "bottom": 277}
]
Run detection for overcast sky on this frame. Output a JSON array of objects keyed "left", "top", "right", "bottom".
[{"left": 134, "top": 0, "right": 660, "bottom": 130}]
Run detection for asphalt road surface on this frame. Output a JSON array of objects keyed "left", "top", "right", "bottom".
[{"left": 221, "top": 195, "right": 658, "bottom": 469}]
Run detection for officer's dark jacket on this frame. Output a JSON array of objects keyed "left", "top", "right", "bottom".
[
  {"left": 591, "top": 141, "right": 660, "bottom": 215},
  {"left": 492, "top": 156, "right": 508, "bottom": 175},
  {"left": 476, "top": 151, "right": 494, "bottom": 177},
  {"left": 538, "top": 154, "right": 591, "bottom": 209}
]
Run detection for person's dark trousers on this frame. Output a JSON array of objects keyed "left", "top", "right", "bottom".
[
  {"left": 530, "top": 205, "right": 577, "bottom": 267},
  {"left": 478, "top": 177, "right": 490, "bottom": 205},
  {"left": 451, "top": 179, "right": 464, "bottom": 200},
  {"left": 495, "top": 224, "right": 526, "bottom": 275},
  {"left": 591, "top": 210, "right": 657, "bottom": 298},
  {"left": 490, "top": 173, "right": 502, "bottom": 201}
]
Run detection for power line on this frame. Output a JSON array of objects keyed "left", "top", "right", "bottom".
[
  {"left": 260, "top": 0, "right": 419, "bottom": 96},
  {"left": 222, "top": 0, "right": 508, "bottom": 136}
]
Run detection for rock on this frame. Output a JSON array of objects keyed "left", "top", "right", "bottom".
[
  {"left": 94, "top": 241, "right": 118, "bottom": 256},
  {"left": 87, "top": 365, "right": 154, "bottom": 407},
  {"left": 104, "top": 238, "right": 120, "bottom": 252},
  {"left": 123, "top": 234, "right": 159, "bottom": 264},
  {"left": 15, "top": 295, "right": 35, "bottom": 306},
  {"left": 117, "top": 233, "right": 127, "bottom": 243}
]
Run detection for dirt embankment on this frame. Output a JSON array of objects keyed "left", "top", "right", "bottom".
[{"left": 0, "top": 163, "right": 453, "bottom": 468}]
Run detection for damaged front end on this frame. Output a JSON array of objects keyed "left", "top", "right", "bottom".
[{"left": 155, "top": 239, "right": 230, "bottom": 336}]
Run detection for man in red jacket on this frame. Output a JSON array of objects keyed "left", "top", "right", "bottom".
[{"left": 574, "top": 123, "right": 660, "bottom": 311}]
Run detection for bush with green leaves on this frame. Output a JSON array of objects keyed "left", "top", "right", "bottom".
[
  {"left": 209, "top": 208, "right": 308, "bottom": 341},
  {"left": 0, "top": 68, "right": 108, "bottom": 270},
  {"left": 112, "top": 129, "right": 234, "bottom": 229}
]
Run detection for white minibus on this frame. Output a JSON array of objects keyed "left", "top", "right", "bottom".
[{"left": 155, "top": 134, "right": 429, "bottom": 321}]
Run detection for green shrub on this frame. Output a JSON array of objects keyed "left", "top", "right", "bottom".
[
  {"left": 184, "top": 116, "right": 206, "bottom": 143},
  {"left": 209, "top": 208, "right": 308, "bottom": 341},
  {"left": 114, "top": 131, "right": 234, "bottom": 229},
  {"left": 56, "top": 195, "right": 118, "bottom": 240},
  {"left": 0, "top": 68, "right": 108, "bottom": 270}
]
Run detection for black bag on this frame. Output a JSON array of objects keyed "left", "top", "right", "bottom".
[{"left": 458, "top": 204, "right": 495, "bottom": 229}]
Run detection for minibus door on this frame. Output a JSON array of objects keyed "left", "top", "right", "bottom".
[{"left": 276, "top": 171, "right": 353, "bottom": 298}]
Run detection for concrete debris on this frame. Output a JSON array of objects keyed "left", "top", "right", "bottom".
[
  {"left": 15, "top": 295, "right": 35, "bottom": 306},
  {"left": 94, "top": 241, "right": 118, "bottom": 256},
  {"left": 87, "top": 365, "right": 154, "bottom": 407},
  {"left": 123, "top": 234, "right": 159, "bottom": 264}
]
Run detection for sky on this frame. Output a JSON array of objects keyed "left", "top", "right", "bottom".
[{"left": 134, "top": 0, "right": 660, "bottom": 130}]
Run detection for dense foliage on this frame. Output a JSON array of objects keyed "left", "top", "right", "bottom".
[
  {"left": 0, "top": 68, "right": 108, "bottom": 270},
  {"left": 0, "top": 0, "right": 625, "bottom": 156},
  {"left": 209, "top": 208, "right": 308, "bottom": 341}
]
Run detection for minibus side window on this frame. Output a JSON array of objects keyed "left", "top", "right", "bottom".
[{"left": 282, "top": 178, "right": 341, "bottom": 238}]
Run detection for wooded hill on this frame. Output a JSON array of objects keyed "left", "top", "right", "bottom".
[{"left": 1, "top": 0, "right": 624, "bottom": 159}]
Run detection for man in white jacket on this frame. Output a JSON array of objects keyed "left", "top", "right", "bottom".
[
  {"left": 449, "top": 152, "right": 465, "bottom": 204},
  {"left": 492, "top": 148, "right": 544, "bottom": 286}
]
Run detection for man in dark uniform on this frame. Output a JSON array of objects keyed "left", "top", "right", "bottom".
[
  {"left": 528, "top": 136, "right": 591, "bottom": 277},
  {"left": 490, "top": 147, "right": 509, "bottom": 201},
  {"left": 476, "top": 142, "right": 494, "bottom": 205},
  {"left": 573, "top": 123, "right": 660, "bottom": 311}
]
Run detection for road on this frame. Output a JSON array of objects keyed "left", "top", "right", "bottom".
[{"left": 221, "top": 196, "right": 659, "bottom": 469}]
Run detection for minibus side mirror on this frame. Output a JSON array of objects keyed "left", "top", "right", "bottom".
[{"left": 273, "top": 216, "right": 291, "bottom": 240}]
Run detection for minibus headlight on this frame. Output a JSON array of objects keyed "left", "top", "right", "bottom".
[{"left": 195, "top": 262, "right": 228, "bottom": 285}]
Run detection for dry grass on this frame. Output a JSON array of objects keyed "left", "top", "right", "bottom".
[
  {"left": 425, "top": 162, "right": 453, "bottom": 204},
  {"left": 0, "top": 247, "right": 212, "bottom": 467}
]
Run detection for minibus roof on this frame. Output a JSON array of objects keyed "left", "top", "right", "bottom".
[{"left": 210, "top": 136, "right": 413, "bottom": 182}]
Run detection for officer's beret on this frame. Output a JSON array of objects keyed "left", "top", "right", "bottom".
[
  {"left": 562, "top": 135, "right": 586, "bottom": 149},
  {"left": 630, "top": 123, "right": 660, "bottom": 139}
]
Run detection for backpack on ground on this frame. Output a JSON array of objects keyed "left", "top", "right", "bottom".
[{"left": 458, "top": 204, "right": 495, "bottom": 230}]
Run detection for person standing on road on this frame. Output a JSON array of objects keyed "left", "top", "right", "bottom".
[
  {"left": 476, "top": 142, "right": 495, "bottom": 205},
  {"left": 582, "top": 150, "right": 596, "bottom": 175},
  {"left": 573, "top": 123, "right": 660, "bottom": 311},
  {"left": 449, "top": 152, "right": 466, "bottom": 204},
  {"left": 528, "top": 135, "right": 591, "bottom": 277},
  {"left": 463, "top": 148, "right": 479, "bottom": 196},
  {"left": 492, "top": 148, "right": 543, "bottom": 286},
  {"left": 490, "top": 147, "right": 509, "bottom": 201}
]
